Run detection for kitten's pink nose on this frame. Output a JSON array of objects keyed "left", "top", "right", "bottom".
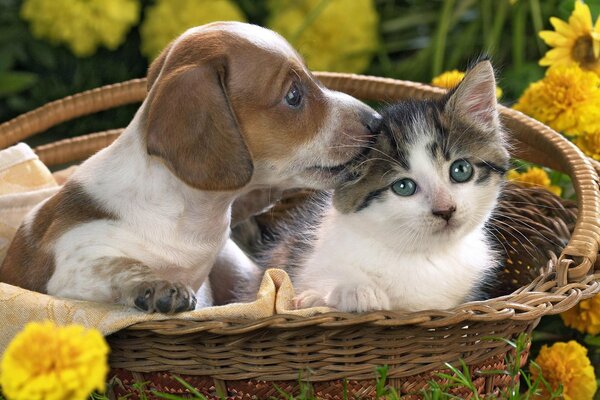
[{"left": 432, "top": 206, "right": 456, "bottom": 221}]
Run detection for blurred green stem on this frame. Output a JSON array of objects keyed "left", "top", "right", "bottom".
[
  {"left": 481, "top": 0, "right": 492, "bottom": 48},
  {"left": 529, "top": 0, "right": 545, "bottom": 54},
  {"left": 487, "top": 0, "right": 509, "bottom": 53},
  {"left": 432, "top": 0, "right": 456, "bottom": 77},
  {"left": 512, "top": 1, "right": 527, "bottom": 70}
]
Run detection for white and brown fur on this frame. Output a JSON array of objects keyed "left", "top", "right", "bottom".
[
  {"left": 0, "top": 22, "right": 381, "bottom": 313},
  {"left": 248, "top": 60, "right": 510, "bottom": 312}
]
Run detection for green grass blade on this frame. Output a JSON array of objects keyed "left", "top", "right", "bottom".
[
  {"left": 171, "top": 376, "right": 208, "bottom": 399},
  {"left": 151, "top": 392, "right": 192, "bottom": 400},
  {"left": 432, "top": 0, "right": 456, "bottom": 77}
]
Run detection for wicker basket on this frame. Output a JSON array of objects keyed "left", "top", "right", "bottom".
[{"left": 1, "top": 73, "right": 599, "bottom": 399}]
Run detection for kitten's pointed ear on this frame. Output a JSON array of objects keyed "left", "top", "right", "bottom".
[{"left": 444, "top": 60, "right": 499, "bottom": 132}]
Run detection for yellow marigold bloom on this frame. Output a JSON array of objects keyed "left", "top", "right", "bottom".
[
  {"left": 0, "top": 321, "right": 109, "bottom": 400},
  {"left": 21, "top": 0, "right": 140, "bottom": 57},
  {"left": 539, "top": 1, "right": 600, "bottom": 74},
  {"left": 140, "top": 0, "right": 246, "bottom": 60},
  {"left": 574, "top": 130, "right": 600, "bottom": 161},
  {"left": 533, "top": 341, "right": 597, "bottom": 400},
  {"left": 561, "top": 294, "right": 600, "bottom": 335},
  {"left": 267, "top": 0, "right": 378, "bottom": 73},
  {"left": 431, "top": 69, "right": 503, "bottom": 98},
  {"left": 507, "top": 167, "right": 562, "bottom": 196},
  {"left": 513, "top": 65, "right": 600, "bottom": 135},
  {"left": 431, "top": 70, "right": 465, "bottom": 89}
]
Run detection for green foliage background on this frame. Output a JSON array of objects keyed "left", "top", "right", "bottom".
[{"left": 0, "top": 0, "right": 593, "bottom": 146}]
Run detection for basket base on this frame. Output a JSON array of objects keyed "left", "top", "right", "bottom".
[{"left": 109, "top": 349, "right": 527, "bottom": 400}]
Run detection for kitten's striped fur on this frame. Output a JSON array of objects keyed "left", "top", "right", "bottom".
[{"left": 238, "top": 60, "right": 509, "bottom": 312}]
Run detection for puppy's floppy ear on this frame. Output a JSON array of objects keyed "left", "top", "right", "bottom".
[
  {"left": 146, "top": 42, "right": 173, "bottom": 91},
  {"left": 144, "top": 59, "right": 254, "bottom": 191}
]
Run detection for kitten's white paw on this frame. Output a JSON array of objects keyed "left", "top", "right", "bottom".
[
  {"left": 327, "top": 284, "right": 390, "bottom": 312},
  {"left": 294, "top": 289, "right": 327, "bottom": 309}
]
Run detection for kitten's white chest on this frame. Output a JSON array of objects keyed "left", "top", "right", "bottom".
[
  {"left": 297, "top": 215, "right": 495, "bottom": 312},
  {"left": 379, "top": 232, "right": 493, "bottom": 311}
]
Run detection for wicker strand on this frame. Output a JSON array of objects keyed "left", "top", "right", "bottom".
[{"left": 35, "top": 129, "right": 122, "bottom": 166}]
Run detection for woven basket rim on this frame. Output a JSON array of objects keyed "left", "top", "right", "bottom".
[{"left": 1, "top": 72, "right": 599, "bottom": 332}]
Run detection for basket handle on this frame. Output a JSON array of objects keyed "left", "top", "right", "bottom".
[
  {"left": 0, "top": 79, "right": 146, "bottom": 149},
  {"left": 1, "top": 73, "right": 598, "bottom": 285}
]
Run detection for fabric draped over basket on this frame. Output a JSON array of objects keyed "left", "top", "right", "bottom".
[
  {"left": 0, "top": 268, "right": 330, "bottom": 355},
  {"left": 0, "top": 143, "right": 59, "bottom": 262}
]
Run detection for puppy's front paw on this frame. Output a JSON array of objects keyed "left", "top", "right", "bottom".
[
  {"left": 294, "top": 289, "right": 327, "bottom": 309},
  {"left": 327, "top": 284, "right": 390, "bottom": 313},
  {"left": 133, "top": 281, "right": 196, "bottom": 313}
]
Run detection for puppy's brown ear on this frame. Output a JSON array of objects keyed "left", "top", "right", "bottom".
[
  {"left": 146, "top": 42, "right": 173, "bottom": 91},
  {"left": 145, "top": 61, "right": 254, "bottom": 191}
]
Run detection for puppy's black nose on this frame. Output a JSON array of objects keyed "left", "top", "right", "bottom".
[
  {"left": 432, "top": 206, "right": 456, "bottom": 221},
  {"left": 364, "top": 113, "right": 383, "bottom": 134}
]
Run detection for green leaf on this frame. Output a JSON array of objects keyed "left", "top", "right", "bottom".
[
  {"left": 0, "top": 50, "right": 14, "bottom": 72},
  {"left": 584, "top": 334, "right": 600, "bottom": 347},
  {"left": 558, "top": 0, "right": 577, "bottom": 19},
  {"left": 150, "top": 392, "right": 190, "bottom": 400},
  {"left": 559, "top": 0, "right": 600, "bottom": 19},
  {"left": 28, "top": 41, "right": 57, "bottom": 70},
  {"left": 0, "top": 71, "right": 38, "bottom": 96},
  {"left": 586, "top": 0, "right": 600, "bottom": 18},
  {"left": 502, "top": 63, "right": 545, "bottom": 102}
]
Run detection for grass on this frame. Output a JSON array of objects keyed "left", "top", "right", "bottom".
[
  {"left": 76, "top": 334, "right": 561, "bottom": 400},
  {"left": 0, "top": 334, "right": 561, "bottom": 399},
  {"left": 0, "top": 334, "right": 561, "bottom": 400}
]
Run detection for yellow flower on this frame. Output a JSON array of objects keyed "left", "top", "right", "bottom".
[
  {"left": 140, "top": 0, "right": 246, "bottom": 60},
  {"left": 431, "top": 70, "right": 466, "bottom": 89},
  {"left": 561, "top": 294, "right": 600, "bottom": 335},
  {"left": 21, "top": 0, "right": 140, "bottom": 57},
  {"left": 507, "top": 167, "right": 562, "bottom": 196},
  {"left": 513, "top": 65, "right": 600, "bottom": 135},
  {"left": 267, "top": 0, "right": 379, "bottom": 73},
  {"left": 532, "top": 341, "right": 597, "bottom": 400},
  {"left": 539, "top": 1, "right": 600, "bottom": 74},
  {"left": 574, "top": 130, "right": 600, "bottom": 161},
  {"left": 0, "top": 321, "right": 109, "bottom": 400},
  {"left": 431, "top": 69, "right": 503, "bottom": 98}
]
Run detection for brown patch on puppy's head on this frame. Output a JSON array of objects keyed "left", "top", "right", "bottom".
[{"left": 143, "top": 22, "right": 382, "bottom": 192}]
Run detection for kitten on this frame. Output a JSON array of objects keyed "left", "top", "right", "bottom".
[{"left": 248, "top": 60, "right": 509, "bottom": 312}]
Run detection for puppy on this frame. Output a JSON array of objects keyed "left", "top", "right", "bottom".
[{"left": 0, "top": 22, "right": 381, "bottom": 313}]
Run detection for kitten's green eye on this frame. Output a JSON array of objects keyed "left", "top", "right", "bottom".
[
  {"left": 391, "top": 179, "right": 417, "bottom": 196},
  {"left": 450, "top": 159, "right": 474, "bottom": 183}
]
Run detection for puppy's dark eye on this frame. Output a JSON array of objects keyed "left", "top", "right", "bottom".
[{"left": 284, "top": 82, "right": 303, "bottom": 108}]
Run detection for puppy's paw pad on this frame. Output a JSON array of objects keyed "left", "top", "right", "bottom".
[
  {"left": 328, "top": 285, "right": 390, "bottom": 313},
  {"left": 294, "top": 290, "right": 327, "bottom": 309},
  {"left": 133, "top": 281, "right": 196, "bottom": 314}
]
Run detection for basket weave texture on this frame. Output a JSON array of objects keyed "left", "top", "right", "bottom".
[{"left": 1, "top": 73, "right": 599, "bottom": 399}]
